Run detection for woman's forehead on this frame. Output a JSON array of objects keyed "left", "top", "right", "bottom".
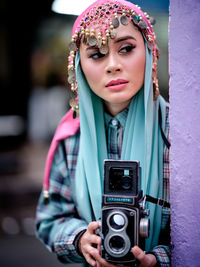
[{"left": 86, "top": 17, "right": 140, "bottom": 35}]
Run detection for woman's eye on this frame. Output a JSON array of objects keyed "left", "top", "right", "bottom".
[
  {"left": 119, "top": 45, "right": 135, "bottom": 54},
  {"left": 89, "top": 51, "right": 105, "bottom": 59}
]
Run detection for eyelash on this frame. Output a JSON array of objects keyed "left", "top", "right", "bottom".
[
  {"left": 89, "top": 51, "right": 105, "bottom": 59},
  {"left": 119, "top": 45, "right": 135, "bottom": 54},
  {"left": 89, "top": 45, "right": 135, "bottom": 59}
]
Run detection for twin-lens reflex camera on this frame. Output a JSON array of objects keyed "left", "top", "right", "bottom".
[{"left": 100, "top": 160, "right": 150, "bottom": 266}]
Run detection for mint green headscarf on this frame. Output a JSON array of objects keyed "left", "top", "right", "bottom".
[{"left": 74, "top": 42, "right": 167, "bottom": 251}]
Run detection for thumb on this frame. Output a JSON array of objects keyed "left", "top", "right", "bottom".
[
  {"left": 132, "top": 246, "right": 146, "bottom": 262},
  {"left": 132, "top": 246, "right": 157, "bottom": 266}
]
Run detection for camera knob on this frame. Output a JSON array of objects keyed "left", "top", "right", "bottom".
[
  {"left": 139, "top": 218, "right": 150, "bottom": 238},
  {"left": 143, "top": 209, "right": 150, "bottom": 216},
  {"left": 97, "top": 219, "right": 101, "bottom": 228}
]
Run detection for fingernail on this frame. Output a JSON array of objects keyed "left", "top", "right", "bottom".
[{"left": 132, "top": 246, "right": 140, "bottom": 256}]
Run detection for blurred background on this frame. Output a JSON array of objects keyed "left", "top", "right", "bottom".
[{"left": 0, "top": 0, "right": 169, "bottom": 266}]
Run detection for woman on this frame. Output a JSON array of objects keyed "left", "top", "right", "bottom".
[{"left": 35, "top": 0, "right": 171, "bottom": 266}]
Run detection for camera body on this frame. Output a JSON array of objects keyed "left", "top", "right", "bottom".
[{"left": 100, "top": 160, "right": 150, "bottom": 266}]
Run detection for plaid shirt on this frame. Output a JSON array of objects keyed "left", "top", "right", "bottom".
[{"left": 36, "top": 106, "right": 170, "bottom": 266}]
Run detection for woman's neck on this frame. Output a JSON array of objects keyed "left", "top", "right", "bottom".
[{"left": 103, "top": 99, "right": 131, "bottom": 117}]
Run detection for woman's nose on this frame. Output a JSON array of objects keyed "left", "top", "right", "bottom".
[{"left": 105, "top": 54, "right": 122, "bottom": 74}]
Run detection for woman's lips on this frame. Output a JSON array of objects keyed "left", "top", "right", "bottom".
[{"left": 106, "top": 79, "right": 129, "bottom": 91}]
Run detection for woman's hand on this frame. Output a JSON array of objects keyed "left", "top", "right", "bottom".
[
  {"left": 79, "top": 223, "right": 156, "bottom": 267},
  {"left": 78, "top": 221, "right": 100, "bottom": 266},
  {"left": 79, "top": 221, "right": 116, "bottom": 267},
  {"left": 132, "top": 246, "right": 157, "bottom": 267}
]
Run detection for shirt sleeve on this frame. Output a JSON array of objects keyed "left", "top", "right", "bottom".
[
  {"left": 149, "top": 245, "right": 171, "bottom": 267},
  {"left": 148, "top": 105, "right": 171, "bottom": 266},
  {"left": 35, "top": 139, "right": 88, "bottom": 264},
  {"left": 148, "top": 208, "right": 171, "bottom": 266}
]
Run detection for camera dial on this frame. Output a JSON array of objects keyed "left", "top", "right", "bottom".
[{"left": 139, "top": 218, "right": 150, "bottom": 238}]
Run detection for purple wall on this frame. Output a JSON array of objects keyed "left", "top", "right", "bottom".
[{"left": 169, "top": 0, "right": 200, "bottom": 266}]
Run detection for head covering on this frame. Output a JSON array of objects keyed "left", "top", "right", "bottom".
[
  {"left": 43, "top": 0, "right": 168, "bottom": 252},
  {"left": 68, "top": 0, "right": 160, "bottom": 119}
]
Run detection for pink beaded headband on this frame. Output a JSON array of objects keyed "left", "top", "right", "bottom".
[{"left": 68, "top": 0, "right": 159, "bottom": 118}]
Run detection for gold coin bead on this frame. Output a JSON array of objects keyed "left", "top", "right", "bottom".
[
  {"left": 97, "top": 32, "right": 102, "bottom": 48},
  {"left": 153, "top": 77, "right": 159, "bottom": 99},
  {"left": 85, "top": 28, "right": 89, "bottom": 37},
  {"left": 106, "top": 29, "right": 110, "bottom": 37},
  {"left": 102, "top": 37, "right": 106, "bottom": 45},
  {"left": 90, "top": 28, "right": 94, "bottom": 35},
  {"left": 98, "top": 32, "right": 102, "bottom": 39},
  {"left": 81, "top": 27, "right": 85, "bottom": 35},
  {"left": 109, "top": 23, "right": 114, "bottom": 30}
]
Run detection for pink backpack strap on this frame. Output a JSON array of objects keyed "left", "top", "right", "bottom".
[{"left": 43, "top": 109, "right": 80, "bottom": 201}]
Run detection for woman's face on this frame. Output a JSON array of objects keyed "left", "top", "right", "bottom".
[{"left": 79, "top": 21, "right": 146, "bottom": 116}]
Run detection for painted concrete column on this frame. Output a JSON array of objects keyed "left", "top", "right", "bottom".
[{"left": 169, "top": 0, "right": 200, "bottom": 266}]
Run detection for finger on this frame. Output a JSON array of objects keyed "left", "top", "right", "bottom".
[
  {"left": 88, "top": 221, "right": 100, "bottom": 233},
  {"left": 81, "top": 237, "right": 101, "bottom": 257},
  {"left": 81, "top": 230, "right": 101, "bottom": 250},
  {"left": 88, "top": 233, "right": 101, "bottom": 246},
  {"left": 83, "top": 246, "right": 99, "bottom": 267},
  {"left": 132, "top": 246, "right": 155, "bottom": 266},
  {"left": 97, "top": 242, "right": 101, "bottom": 253},
  {"left": 95, "top": 253, "right": 118, "bottom": 267},
  {"left": 132, "top": 246, "right": 146, "bottom": 262},
  {"left": 84, "top": 252, "right": 96, "bottom": 267}
]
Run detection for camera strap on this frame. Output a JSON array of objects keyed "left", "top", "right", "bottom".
[
  {"left": 145, "top": 195, "right": 170, "bottom": 208},
  {"left": 158, "top": 104, "right": 171, "bottom": 149}
]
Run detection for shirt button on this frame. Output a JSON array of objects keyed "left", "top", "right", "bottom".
[{"left": 111, "top": 119, "right": 118, "bottom": 126}]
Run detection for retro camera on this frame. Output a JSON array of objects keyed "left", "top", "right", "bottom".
[{"left": 100, "top": 160, "right": 150, "bottom": 266}]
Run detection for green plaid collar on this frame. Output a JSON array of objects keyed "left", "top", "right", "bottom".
[{"left": 104, "top": 107, "right": 129, "bottom": 128}]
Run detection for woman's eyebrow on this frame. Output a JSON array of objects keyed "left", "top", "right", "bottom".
[
  {"left": 86, "top": 45, "right": 99, "bottom": 51},
  {"left": 114, "top": 35, "right": 136, "bottom": 43},
  {"left": 85, "top": 35, "right": 136, "bottom": 51}
]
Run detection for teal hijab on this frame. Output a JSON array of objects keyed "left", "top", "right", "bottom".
[{"left": 74, "top": 42, "right": 167, "bottom": 251}]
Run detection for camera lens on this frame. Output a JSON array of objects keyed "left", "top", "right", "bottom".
[
  {"left": 121, "top": 176, "right": 132, "bottom": 190},
  {"left": 109, "top": 213, "right": 125, "bottom": 230},
  {"left": 109, "top": 235, "right": 125, "bottom": 253}
]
